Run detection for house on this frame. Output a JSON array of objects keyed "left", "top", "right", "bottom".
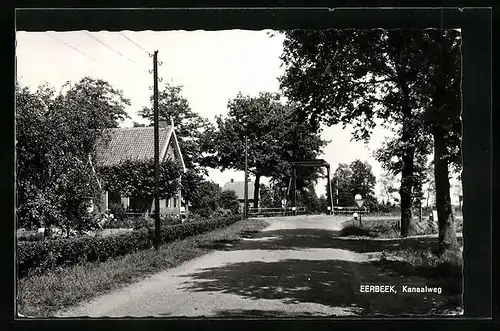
[
  {"left": 94, "top": 121, "right": 186, "bottom": 215},
  {"left": 222, "top": 178, "right": 259, "bottom": 210}
]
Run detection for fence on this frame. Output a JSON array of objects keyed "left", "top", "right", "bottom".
[
  {"left": 248, "top": 207, "right": 308, "bottom": 217},
  {"left": 332, "top": 206, "right": 369, "bottom": 215}
]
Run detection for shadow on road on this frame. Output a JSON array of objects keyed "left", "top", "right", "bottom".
[
  {"left": 180, "top": 257, "right": 462, "bottom": 316},
  {"left": 189, "top": 227, "right": 463, "bottom": 316},
  {"left": 201, "top": 228, "right": 463, "bottom": 254}
]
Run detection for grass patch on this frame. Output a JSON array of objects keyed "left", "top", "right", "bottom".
[
  {"left": 338, "top": 225, "right": 376, "bottom": 237},
  {"left": 380, "top": 247, "right": 463, "bottom": 278},
  {"left": 375, "top": 246, "right": 463, "bottom": 315},
  {"left": 17, "top": 218, "right": 269, "bottom": 317},
  {"left": 342, "top": 218, "right": 440, "bottom": 238}
]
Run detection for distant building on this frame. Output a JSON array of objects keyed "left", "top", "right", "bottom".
[{"left": 222, "top": 178, "right": 260, "bottom": 210}]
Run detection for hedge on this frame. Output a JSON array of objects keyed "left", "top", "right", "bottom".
[{"left": 18, "top": 216, "right": 241, "bottom": 278}]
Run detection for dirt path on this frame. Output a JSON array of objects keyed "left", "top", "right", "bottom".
[{"left": 56, "top": 215, "right": 461, "bottom": 317}]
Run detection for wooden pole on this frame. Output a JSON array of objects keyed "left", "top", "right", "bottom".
[
  {"left": 327, "top": 165, "right": 334, "bottom": 215},
  {"left": 153, "top": 50, "right": 160, "bottom": 250},
  {"left": 293, "top": 167, "right": 297, "bottom": 215},
  {"left": 244, "top": 135, "right": 248, "bottom": 219}
]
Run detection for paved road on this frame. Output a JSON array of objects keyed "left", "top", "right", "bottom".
[{"left": 56, "top": 215, "right": 461, "bottom": 317}]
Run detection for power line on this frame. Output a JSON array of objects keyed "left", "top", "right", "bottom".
[
  {"left": 119, "top": 32, "right": 151, "bottom": 55},
  {"left": 44, "top": 32, "right": 96, "bottom": 61},
  {"left": 82, "top": 31, "right": 147, "bottom": 69}
]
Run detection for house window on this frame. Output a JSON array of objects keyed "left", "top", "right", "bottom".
[
  {"left": 174, "top": 197, "right": 177, "bottom": 208},
  {"left": 129, "top": 196, "right": 151, "bottom": 213},
  {"left": 108, "top": 191, "right": 121, "bottom": 206}
]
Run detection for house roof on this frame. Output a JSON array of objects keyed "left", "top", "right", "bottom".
[
  {"left": 222, "top": 180, "right": 256, "bottom": 200},
  {"left": 95, "top": 126, "right": 186, "bottom": 172}
]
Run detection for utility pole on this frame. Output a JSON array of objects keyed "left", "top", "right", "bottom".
[
  {"left": 326, "top": 165, "right": 334, "bottom": 215},
  {"left": 244, "top": 135, "right": 248, "bottom": 219},
  {"left": 336, "top": 178, "right": 339, "bottom": 205},
  {"left": 292, "top": 167, "right": 297, "bottom": 215},
  {"left": 153, "top": 50, "right": 160, "bottom": 250}
]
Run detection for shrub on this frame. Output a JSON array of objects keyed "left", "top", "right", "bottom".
[
  {"left": 131, "top": 213, "right": 182, "bottom": 229},
  {"left": 17, "top": 215, "right": 241, "bottom": 278},
  {"left": 17, "top": 231, "right": 44, "bottom": 242},
  {"left": 339, "top": 225, "right": 376, "bottom": 237},
  {"left": 108, "top": 202, "right": 126, "bottom": 221},
  {"left": 102, "top": 216, "right": 136, "bottom": 229}
]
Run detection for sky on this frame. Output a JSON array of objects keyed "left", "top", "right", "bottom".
[{"left": 15, "top": 30, "right": 462, "bottom": 203}]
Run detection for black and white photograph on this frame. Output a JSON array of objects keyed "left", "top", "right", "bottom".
[{"left": 15, "top": 9, "right": 474, "bottom": 319}]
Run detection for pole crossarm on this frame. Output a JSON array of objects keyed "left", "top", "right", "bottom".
[{"left": 291, "top": 159, "right": 330, "bottom": 168}]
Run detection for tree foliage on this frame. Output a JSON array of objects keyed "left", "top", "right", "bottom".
[
  {"left": 379, "top": 172, "right": 399, "bottom": 204},
  {"left": 219, "top": 190, "right": 241, "bottom": 214},
  {"left": 139, "top": 82, "right": 213, "bottom": 170},
  {"left": 16, "top": 78, "right": 130, "bottom": 231},
  {"left": 180, "top": 168, "right": 205, "bottom": 206},
  {"left": 189, "top": 180, "right": 222, "bottom": 218},
  {"left": 279, "top": 29, "right": 462, "bottom": 243},
  {"left": 97, "top": 158, "right": 182, "bottom": 200},
  {"left": 201, "top": 92, "right": 327, "bottom": 207},
  {"left": 296, "top": 183, "right": 321, "bottom": 213},
  {"left": 328, "top": 160, "right": 377, "bottom": 209}
]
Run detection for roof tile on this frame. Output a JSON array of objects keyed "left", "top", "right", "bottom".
[{"left": 95, "top": 126, "right": 173, "bottom": 167}]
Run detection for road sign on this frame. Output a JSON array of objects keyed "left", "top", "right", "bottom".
[
  {"left": 355, "top": 194, "right": 364, "bottom": 208},
  {"left": 281, "top": 199, "right": 287, "bottom": 206}
]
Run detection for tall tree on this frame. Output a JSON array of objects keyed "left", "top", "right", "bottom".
[
  {"left": 329, "top": 163, "right": 353, "bottom": 206},
  {"left": 349, "top": 160, "right": 377, "bottom": 205},
  {"left": 328, "top": 160, "right": 377, "bottom": 209},
  {"left": 219, "top": 189, "right": 240, "bottom": 214},
  {"left": 297, "top": 183, "right": 321, "bottom": 213},
  {"left": 139, "top": 82, "right": 213, "bottom": 170},
  {"left": 201, "top": 92, "right": 327, "bottom": 207},
  {"left": 16, "top": 78, "right": 130, "bottom": 232},
  {"left": 279, "top": 29, "right": 460, "bottom": 242},
  {"left": 259, "top": 184, "right": 275, "bottom": 208},
  {"left": 379, "top": 172, "right": 399, "bottom": 205},
  {"left": 416, "top": 29, "right": 462, "bottom": 252},
  {"left": 189, "top": 180, "right": 222, "bottom": 218},
  {"left": 374, "top": 131, "right": 432, "bottom": 232}
]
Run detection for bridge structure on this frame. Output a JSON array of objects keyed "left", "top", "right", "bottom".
[{"left": 290, "top": 159, "right": 334, "bottom": 215}]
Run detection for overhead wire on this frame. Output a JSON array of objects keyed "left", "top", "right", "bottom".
[
  {"left": 44, "top": 32, "right": 97, "bottom": 61},
  {"left": 118, "top": 32, "right": 151, "bottom": 55},
  {"left": 82, "top": 30, "right": 147, "bottom": 69}
]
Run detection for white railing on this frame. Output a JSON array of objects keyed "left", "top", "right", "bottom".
[
  {"left": 248, "top": 206, "right": 308, "bottom": 217},
  {"left": 332, "top": 206, "right": 369, "bottom": 215}
]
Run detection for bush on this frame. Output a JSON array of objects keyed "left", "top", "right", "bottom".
[
  {"left": 108, "top": 202, "right": 126, "bottom": 221},
  {"left": 132, "top": 213, "right": 183, "bottom": 229},
  {"left": 17, "top": 231, "right": 45, "bottom": 242},
  {"left": 102, "top": 216, "right": 136, "bottom": 229},
  {"left": 339, "top": 225, "right": 376, "bottom": 237},
  {"left": 17, "top": 215, "right": 241, "bottom": 278}
]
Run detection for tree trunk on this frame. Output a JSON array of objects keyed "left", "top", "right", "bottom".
[
  {"left": 399, "top": 83, "right": 416, "bottom": 237},
  {"left": 400, "top": 131, "right": 416, "bottom": 237},
  {"left": 433, "top": 127, "right": 459, "bottom": 254},
  {"left": 253, "top": 174, "right": 260, "bottom": 208}
]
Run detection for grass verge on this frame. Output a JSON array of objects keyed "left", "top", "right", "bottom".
[
  {"left": 376, "top": 246, "right": 463, "bottom": 315},
  {"left": 379, "top": 246, "right": 463, "bottom": 279},
  {"left": 339, "top": 224, "right": 376, "bottom": 237},
  {"left": 17, "top": 218, "right": 269, "bottom": 317}
]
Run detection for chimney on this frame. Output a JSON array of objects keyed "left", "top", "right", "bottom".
[
  {"left": 158, "top": 120, "right": 168, "bottom": 128},
  {"left": 230, "top": 179, "right": 234, "bottom": 183}
]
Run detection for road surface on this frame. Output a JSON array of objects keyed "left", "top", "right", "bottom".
[{"left": 56, "top": 215, "right": 461, "bottom": 317}]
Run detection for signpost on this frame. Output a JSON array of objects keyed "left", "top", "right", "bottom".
[{"left": 354, "top": 194, "right": 364, "bottom": 226}]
